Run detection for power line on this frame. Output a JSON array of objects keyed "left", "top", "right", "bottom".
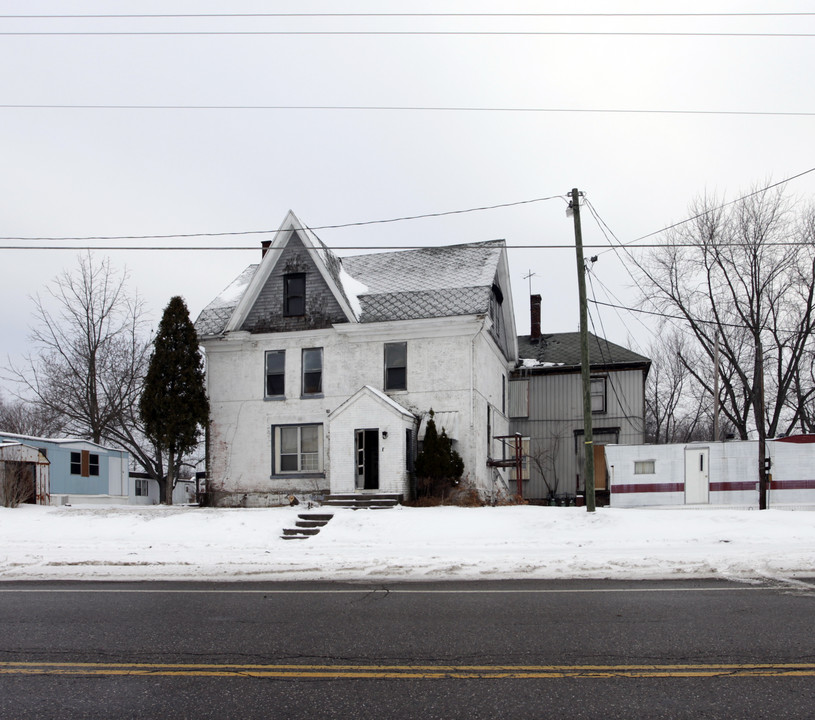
[
  {"left": 0, "top": 195, "right": 564, "bottom": 242},
  {"left": 3, "top": 13, "right": 814, "bottom": 18},
  {"left": 2, "top": 104, "right": 814, "bottom": 117},
  {"left": 5, "top": 241, "right": 814, "bottom": 251},
  {"left": 3, "top": 167, "right": 814, "bottom": 246},
  {"left": 585, "top": 265, "right": 653, "bottom": 351},
  {"left": 593, "top": 166, "right": 815, "bottom": 255},
  {"left": 2, "top": 30, "right": 814, "bottom": 37}
]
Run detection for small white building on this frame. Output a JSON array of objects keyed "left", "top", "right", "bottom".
[
  {"left": 195, "top": 211, "right": 518, "bottom": 506},
  {"left": 607, "top": 437, "right": 815, "bottom": 508}
]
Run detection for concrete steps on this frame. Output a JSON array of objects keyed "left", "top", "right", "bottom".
[
  {"left": 280, "top": 513, "right": 334, "bottom": 540},
  {"left": 322, "top": 493, "right": 402, "bottom": 510}
]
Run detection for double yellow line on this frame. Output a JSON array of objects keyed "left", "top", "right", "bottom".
[{"left": 2, "top": 661, "right": 815, "bottom": 679}]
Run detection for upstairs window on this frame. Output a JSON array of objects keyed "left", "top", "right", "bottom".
[
  {"left": 384, "top": 342, "right": 407, "bottom": 391},
  {"left": 284, "top": 273, "right": 306, "bottom": 316},
  {"left": 265, "top": 350, "right": 285, "bottom": 398},
  {"left": 302, "top": 347, "right": 323, "bottom": 396},
  {"left": 591, "top": 377, "right": 607, "bottom": 414}
]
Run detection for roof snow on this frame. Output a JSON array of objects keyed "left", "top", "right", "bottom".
[{"left": 194, "top": 223, "right": 506, "bottom": 338}]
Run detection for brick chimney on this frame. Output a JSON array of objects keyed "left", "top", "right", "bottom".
[
  {"left": 530, "top": 294, "right": 541, "bottom": 342},
  {"left": 261, "top": 240, "right": 272, "bottom": 258}
]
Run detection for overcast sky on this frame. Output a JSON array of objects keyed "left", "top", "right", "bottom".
[{"left": 2, "top": 1, "right": 815, "bottom": 388}]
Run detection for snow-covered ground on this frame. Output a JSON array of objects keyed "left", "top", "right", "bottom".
[{"left": 1, "top": 504, "right": 813, "bottom": 583}]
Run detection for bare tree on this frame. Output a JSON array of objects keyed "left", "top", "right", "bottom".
[
  {"left": 0, "top": 460, "right": 35, "bottom": 508},
  {"left": 637, "top": 187, "right": 815, "bottom": 504},
  {"left": 0, "top": 392, "right": 64, "bottom": 437},
  {"left": 645, "top": 330, "right": 700, "bottom": 443},
  {"left": 4, "top": 253, "right": 167, "bottom": 481},
  {"left": 524, "top": 427, "right": 566, "bottom": 501}
]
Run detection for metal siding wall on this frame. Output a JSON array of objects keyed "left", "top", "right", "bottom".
[
  {"left": 508, "top": 379, "right": 529, "bottom": 418},
  {"left": 509, "top": 369, "right": 645, "bottom": 499}
]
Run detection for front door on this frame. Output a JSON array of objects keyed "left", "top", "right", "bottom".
[
  {"left": 685, "top": 447, "right": 710, "bottom": 504},
  {"left": 355, "top": 429, "right": 380, "bottom": 491}
]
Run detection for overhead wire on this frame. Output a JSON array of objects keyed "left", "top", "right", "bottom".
[
  {"left": 2, "top": 30, "right": 814, "bottom": 37},
  {"left": 4, "top": 12, "right": 815, "bottom": 18},
  {"left": 3, "top": 104, "right": 813, "bottom": 117},
  {"left": 584, "top": 265, "right": 645, "bottom": 423},
  {"left": 0, "top": 195, "right": 566, "bottom": 243},
  {"left": 594, "top": 166, "right": 815, "bottom": 254}
]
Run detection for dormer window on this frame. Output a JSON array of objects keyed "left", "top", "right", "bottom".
[{"left": 284, "top": 273, "right": 305, "bottom": 316}]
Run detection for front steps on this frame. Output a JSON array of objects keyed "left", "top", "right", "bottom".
[
  {"left": 281, "top": 513, "right": 334, "bottom": 540},
  {"left": 322, "top": 493, "right": 402, "bottom": 510}
]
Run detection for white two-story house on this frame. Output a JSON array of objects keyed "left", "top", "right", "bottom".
[{"left": 194, "top": 211, "right": 518, "bottom": 506}]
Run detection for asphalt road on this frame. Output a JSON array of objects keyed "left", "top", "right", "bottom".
[{"left": 1, "top": 578, "right": 814, "bottom": 719}]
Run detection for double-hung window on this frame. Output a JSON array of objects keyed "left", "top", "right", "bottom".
[
  {"left": 274, "top": 424, "right": 323, "bottom": 474},
  {"left": 265, "top": 350, "right": 285, "bottom": 398},
  {"left": 284, "top": 273, "right": 305, "bottom": 316},
  {"left": 590, "top": 377, "right": 607, "bottom": 414},
  {"left": 302, "top": 348, "right": 323, "bottom": 396},
  {"left": 384, "top": 342, "right": 407, "bottom": 391}
]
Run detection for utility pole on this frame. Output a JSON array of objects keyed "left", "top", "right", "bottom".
[
  {"left": 755, "top": 336, "right": 768, "bottom": 510},
  {"left": 570, "top": 188, "right": 595, "bottom": 512},
  {"left": 713, "top": 330, "right": 720, "bottom": 442}
]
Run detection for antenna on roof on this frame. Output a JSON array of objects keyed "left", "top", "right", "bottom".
[{"left": 523, "top": 270, "right": 536, "bottom": 297}]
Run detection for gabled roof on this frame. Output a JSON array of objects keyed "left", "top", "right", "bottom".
[
  {"left": 194, "top": 211, "right": 510, "bottom": 337},
  {"left": 224, "top": 211, "right": 359, "bottom": 334},
  {"left": 329, "top": 385, "right": 416, "bottom": 421},
  {"left": 517, "top": 332, "right": 650, "bottom": 372}
]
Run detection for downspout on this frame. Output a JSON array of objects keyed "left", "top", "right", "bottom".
[{"left": 471, "top": 317, "right": 489, "bottom": 500}]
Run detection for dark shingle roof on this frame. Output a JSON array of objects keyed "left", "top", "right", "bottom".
[
  {"left": 517, "top": 332, "right": 650, "bottom": 370},
  {"left": 195, "top": 238, "right": 505, "bottom": 336}
]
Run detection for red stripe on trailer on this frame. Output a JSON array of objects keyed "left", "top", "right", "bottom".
[{"left": 611, "top": 483, "right": 684, "bottom": 494}]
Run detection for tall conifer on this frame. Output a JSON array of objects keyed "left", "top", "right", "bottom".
[{"left": 140, "top": 296, "right": 209, "bottom": 504}]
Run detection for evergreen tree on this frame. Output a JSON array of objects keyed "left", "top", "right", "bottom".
[
  {"left": 415, "top": 410, "right": 464, "bottom": 496},
  {"left": 140, "top": 296, "right": 209, "bottom": 504}
]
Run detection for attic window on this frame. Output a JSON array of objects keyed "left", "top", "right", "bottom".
[
  {"left": 284, "top": 273, "right": 305, "bottom": 316},
  {"left": 491, "top": 283, "right": 504, "bottom": 304},
  {"left": 490, "top": 283, "right": 503, "bottom": 333}
]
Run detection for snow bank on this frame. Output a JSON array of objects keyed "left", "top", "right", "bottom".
[{"left": 1, "top": 504, "right": 813, "bottom": 582}]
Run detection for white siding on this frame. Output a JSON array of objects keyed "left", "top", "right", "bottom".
[{"left": 204, "top": 317, "right": 514, "bottom": 504}]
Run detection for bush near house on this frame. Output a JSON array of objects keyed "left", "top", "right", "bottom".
[{"left": 415, "top": 411, "right": 464, "bottom": 498}]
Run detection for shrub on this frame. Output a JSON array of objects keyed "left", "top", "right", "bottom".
[{"left": 415, "top": 411, "right": 464, "bottom": 498}]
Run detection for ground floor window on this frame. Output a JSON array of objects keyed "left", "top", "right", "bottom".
[
  {"left": 134, "top": 478, "right": 149, "bottom": 496},
  {"left": 70, "top": 450, "right": 100, "bottom": 477},
  {"left": 634, "top": 460, "right": 656, "bottom": 475},
  {"left": 273, "top": 424, "right": 324, "bottom": 474}
]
